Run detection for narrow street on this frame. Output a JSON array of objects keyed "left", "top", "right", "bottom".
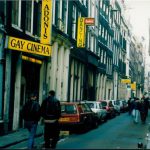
[{"left": 7, "top": 112, "right": 150, "bottom": 149}]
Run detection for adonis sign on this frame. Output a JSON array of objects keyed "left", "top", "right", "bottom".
[{"left": 40, "top": 0, "right": 52, "bottom": 45}]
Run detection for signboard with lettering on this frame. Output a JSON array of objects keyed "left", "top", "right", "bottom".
[
  {"left": 40, "top": 0, "right": 52, "bottom": 45},
  {"left": 121, "top": 79, "right": 131, "bottom": 84},
  {"left": 6, "top": 36, "right": 52, "bottom": 56},
  {"left": 77, "top": 17, "right": 85, "bottom": 48},
  {"left": 85, "top": 18, "right": 95, "bottom": 26},
  {"left": 131, "top": 82, "right": 136, "bottom": 91}
]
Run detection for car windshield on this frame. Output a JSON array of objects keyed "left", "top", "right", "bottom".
[
  {"left": 101, "top": 102, "right": 107, "bottom": 107},
  {"left": 86, "top": 103, "right": 94, "bottom": 109},
  {"left": 116, "top": 101, "right": 120, "bottom": 105},
  {"left": 61, "top": 104, "right": 77, "bottom": 114}
]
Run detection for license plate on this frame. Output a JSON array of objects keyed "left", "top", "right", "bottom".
[
  {"left": 59, "top": 117, "right": 70, "bottom": 122},
  {"left": 60, "top": 131, "right": 70, "bottom": 136}
]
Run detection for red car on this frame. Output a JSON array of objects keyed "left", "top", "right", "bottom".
[{"left": 59, "top": 101, "right": 99, "bottom": 132}]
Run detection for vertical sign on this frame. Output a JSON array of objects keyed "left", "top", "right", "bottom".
[
  {"left": 40, "top": 0, "right": 52, "bottom": 45},
  {"left": 131, "top": 82, "right": 136, "bottom": 91},
  {"left": 77, "top": 17, "right": 85, "bottom": 48}
]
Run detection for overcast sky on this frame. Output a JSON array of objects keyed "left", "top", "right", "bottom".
[
  {"left": 125, "top": 0, "right": 150, "bottom": 65},
  {"left": 125, "top": 0, "right": 150, "bottom": 41}
]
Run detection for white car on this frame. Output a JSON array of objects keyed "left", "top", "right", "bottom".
[
  {"left": 85, "top": 101, "right": 107, "bottom": 122},
  {"left": 110, "top": 100, "right": 121, "bottom": 115}
]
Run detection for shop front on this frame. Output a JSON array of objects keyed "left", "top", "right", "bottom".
[{"left": 4, "top": 36, "right": 51, "bottom": 131}]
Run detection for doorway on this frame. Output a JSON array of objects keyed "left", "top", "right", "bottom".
[{"left": 19, "top": 60, "right": 41, "bottom": 128}]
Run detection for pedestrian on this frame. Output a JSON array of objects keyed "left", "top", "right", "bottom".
[
  {"left": 131, "top": 97, "right": 140, "bottom": 124},
  {"left": 22, "top": 92, "right": 41, "bottom": 149},
  {"left": 143, "top": 97, "right": 149, "bottom": 117},
  {"left": 40, "top": 90, "right": 61, "bottom": 149},
  {"left": 139, "top": 98, "right": 147, "bottom": 124},
  {"left": 139, "top": 96, "right": 149, "bottom": 124},
  {"left": 128, "top": 98, "right": 132, "bottom": 115}
]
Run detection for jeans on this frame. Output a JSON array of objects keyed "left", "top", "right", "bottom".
[
  {"left": 25, "top": 121, "right": 38, "bottom": 149},
  {"left": 132, "top": 109, "right": 139, "bottom": 123}
]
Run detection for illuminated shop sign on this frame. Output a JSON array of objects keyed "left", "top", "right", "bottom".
[
  {"left": 40, "top": 0, "right": 52, "bottom": 45},
  {"left": 6, "top": 36, "right": 52, "bottom": 56}
]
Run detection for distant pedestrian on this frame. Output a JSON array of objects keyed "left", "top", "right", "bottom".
[
  {"left": 22, "top": 93, "right": 40, "bottom": 149},
  {"left": 139, "top": 96, "right": 149, "bottom": 124},
  {"left": 40, "top": 90, "right": 61, "bottom": 149},
  {"left": 143, "top": 97, "right": 149, "bottom": 117},
  {"left": 139, "top": 98, "right": 147, "bottom": 124},
  {"left": 131, "top": 97, "right": 140, "bottom": 123},
  {"left": 128, "top": 98, "right": 132, "bottom": 115}
]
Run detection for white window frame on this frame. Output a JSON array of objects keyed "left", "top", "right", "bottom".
[
  {"left": 25, "top": 0, "right": 34, "bottom": 36},
  {"left": 12, "top": 0, "right": 22, "bottom": 30},
  {"left": 52, "top": 0, "right": 56, "bottom": 25},
  {"left": 72, "top": 5, "right": 76, "bottom": 39},
  {"left": 63, "top": 0, "right": 68, "bottom": 34}
]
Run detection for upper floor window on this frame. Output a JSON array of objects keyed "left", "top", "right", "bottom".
[
  {"left": 62, "top": 0, "right": 68, "bottom": 33},
  {"left": 12, "top": 0, "right": 21, "bottom": 28},
  {"left": 26, "top": 0, "right": 34, "bottom": 34},
  {"left": 52, "top": 0, "right": 56, "bottom": 25},
  {"left": 91, "top": 1, "right": 95, "bottom": 18},
  {"left": 72, "top": 5, "right": 76, "bottom": 39},
  {"left": 55, "top": 0, "right": 68, "bottom": 33},
  {"left": 37, "top": 2, "right": 42, "bottom": 37}
]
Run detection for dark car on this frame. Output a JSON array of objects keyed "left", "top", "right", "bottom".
[{"left": 59, "top": 101, "right": 99, "bottom": 132}]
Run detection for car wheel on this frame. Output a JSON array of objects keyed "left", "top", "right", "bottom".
[{"left": 93, "top": 120, "right": 99, "bottom": 128}]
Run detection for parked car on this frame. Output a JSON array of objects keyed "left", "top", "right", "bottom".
[
  {"left": 117, "top": 100, "right": 128, "bottom": 113},
  {"left": 110, "top": 100, "right": 120, "bottom": 115},
  {"left": 99, "top": 100, "right": 116, "bottom": 119},
  {"left": 59, "top": 101, "right": 99, "bottom": 132},
  {"left": 85, "top": 101, "right": 107, "bottom": 123}
]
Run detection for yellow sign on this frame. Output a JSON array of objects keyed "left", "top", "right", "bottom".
[
  {"left": 40, "top": 0, "right": 52, "bottom": 45},
  {"left": 22, "top": 55, "right": 42, "bottom": 64},
  {"left": 121, "top": 79, "right": 131, "bottom": 84},
  {"left": 77, "top": 17, "right": 86, "bottom": 48},
  {"left": 131, "top": 82, "right": 136, "bottom": 91},
  {"left": 85, "top": 18, "right": 95, "bottom": 25},
  {"left": 7, "top": 36, "right": 52, "bottom": 56}
]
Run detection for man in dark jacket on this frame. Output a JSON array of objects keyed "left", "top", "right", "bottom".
[
  {"left": 40, "top": 90, "right": 61, "bottom": 149},
  {"left": 22, "top": 93, "right": 40, "bottom": 149}
]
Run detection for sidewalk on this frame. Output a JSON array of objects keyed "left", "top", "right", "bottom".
[{"left": 0, "top": 125, "right": 44, "bottom": 148}]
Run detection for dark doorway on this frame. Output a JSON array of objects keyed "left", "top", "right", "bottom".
[{"left": 19, "top": 60, "right": 41, "bottom": 128}]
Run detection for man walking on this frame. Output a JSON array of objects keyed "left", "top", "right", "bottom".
[
  {"left": 22, "top": 93, "right": 41, "bottom": 149},
  {"left": 40, "top": 90, "right": 61, "bottom": 149}
]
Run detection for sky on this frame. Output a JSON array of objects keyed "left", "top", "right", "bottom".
[
  {"left": 124, "top": 0, "right": 150, "bottom": 65},
  {"left": 125, "top": 0, "right": 150, "bottom": 41}
]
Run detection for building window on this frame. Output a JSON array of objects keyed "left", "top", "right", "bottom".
[
  {"left": 12, "top": 0, "right": 21, "bottom": 28},
  {"left": 62, "top": 0, "right": 68, "bottom": 33},
  {"left": 72, "top": 5, "right": 76, "bottom": 39},
  {"left": 26, "top": 0, "right": 34, "bottom": 34},
  {"left": 52, "top": 0, "right": 56, "bottom": 25},
  {"left": 91, "top": 1, "right": 94, "bottom": 18},
  {"left": 55, "top": 0, "right": 60, "bottom": 27},
  {"left": 37, "top": 2, "right": 41, "bottom": 37}
]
